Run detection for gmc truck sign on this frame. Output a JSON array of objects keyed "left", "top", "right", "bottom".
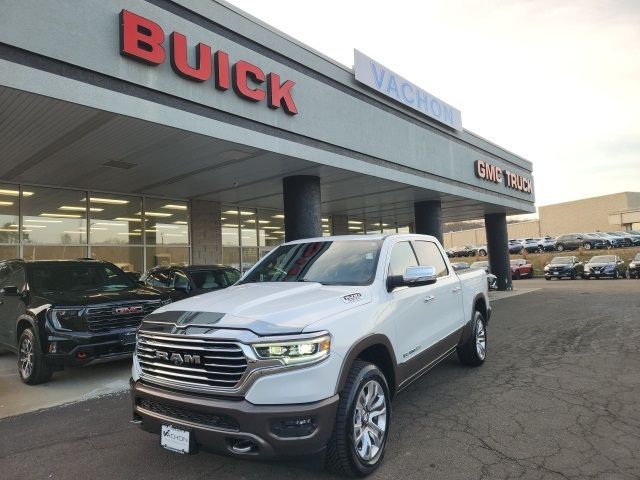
[
  {"left": 119, "top": 10, "right": 298, "bottom": 115},
  {"left": 474, "top": 159, "right": 533, "bottom": 194}
]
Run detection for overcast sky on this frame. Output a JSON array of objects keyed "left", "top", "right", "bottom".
[{"left": 226, "top": 0, "right": 639, "bottom": 208}]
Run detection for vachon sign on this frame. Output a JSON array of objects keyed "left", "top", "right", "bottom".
[{"left": 119, "top": 10, "right": 298, "bottom": 115}]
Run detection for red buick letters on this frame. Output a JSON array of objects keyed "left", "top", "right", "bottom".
[{"left": 119, "top": 10, "right": 298, "bottom": 115}]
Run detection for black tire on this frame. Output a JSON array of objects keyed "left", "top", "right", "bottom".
[
  {"left": 545, "top": 277, "right": 551, "bottom": 281},
  {"left": 570, "top": 269, "right": 577, "bottom": 280},
  {"left": 527, "top": 269, "right": 534, "bottom": 279},
  {"left": 513, "top": 270, "right": 521, "bottom": 280},
  {"left": 478, "top": 249, "right": 487, "bottom": 256},
  {"left": 326, "top": 360, "right": 391, "bottom": 477},
  {"left": 613, "top": 270, "right": 619, "bottom": 280},
  {"left": 457, "top": 310, "right": 487, "bottom": 367},
  {"left": 583, "top": 242, "right": 592, "bottom": 251},
  {"left": 18, "top": 328, "right": 52, "bottom": 385},
  {"left": 556, "top": 244, "right": 565, "bottom": 252}
]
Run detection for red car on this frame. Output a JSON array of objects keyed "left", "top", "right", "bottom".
[{"left": 510, "top": 258, "right": 534, "bottom": 279}]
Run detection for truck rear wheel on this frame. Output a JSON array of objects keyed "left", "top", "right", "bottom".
[
  {"left": 18, "top": 328, "right": 52, "bottom": 385},
  {"left": 457, "top": 310, "right": 487, "bottom": 367},
  {"left": 325, "top": 360, "right": 391, "bottom": 477}
]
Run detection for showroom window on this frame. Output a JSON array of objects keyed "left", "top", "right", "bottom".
[{"left": 0, "top": 184, "right": 190, "bottom": 275}]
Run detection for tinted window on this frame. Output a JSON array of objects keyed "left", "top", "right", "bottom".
[
  {"left": 413, "top": 241, "right": 448, "bottom": 277},
  {"left": 189, "top": 269, "right": 239, "bottom": 290},
  {"left": 145, "top": 270, "right": 169, "bottom": 287},
  {"left": 241, "top": 240, "right": 382, "bottom": 286},
  {"left": 388, "top": 242, "right": 418, "bottom": 277},
  {"left": 170, "top": 270, "right": 189, "bottom": 289},
  {"left": 0, "top": 264, "right": 11, "bottom": 287},
  {"left": 7, "top": 265, "right": 26, "bottom": 291},
  {"left": 28, "top": 264, "right": 134, "bottom": 293}
]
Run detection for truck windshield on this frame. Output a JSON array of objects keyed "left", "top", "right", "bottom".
[
  {"left": 28, "top": 264, "right": 136, "bottom": 293},
  {"left": 240, "top": 240, "right": 383, "bottom": 286}
]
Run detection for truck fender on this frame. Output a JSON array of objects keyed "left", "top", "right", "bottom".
[
  {"left": 335, "top": 334, "right": 398, "bottom": 398},
  {"left": 458, "top": 293, "right": 488, "bottom": 347}
]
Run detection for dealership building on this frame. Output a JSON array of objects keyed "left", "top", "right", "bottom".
[{"left": 0, "top": 0, "right": 534, "bottom": 289}]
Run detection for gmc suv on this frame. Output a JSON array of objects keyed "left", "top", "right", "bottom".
[
  {"left": 0, "top": 259, "right": 169, "bottom": 384},
  {"left": 130, "top": 234, "right": 490, "bottom": 476}
]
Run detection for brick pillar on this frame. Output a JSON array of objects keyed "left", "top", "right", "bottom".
[{"left": 190, "top": 200, "right": 222, "bottom": 265}]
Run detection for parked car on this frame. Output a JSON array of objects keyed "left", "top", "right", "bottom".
[
  {"left": 543, "top": 256, "right": 584, "bottom": 280},
  {"left": 590, "top": 232, "right": 623, "bottom": 248},
  {"left": 510, "top": 258, "right": 534, "bottom": 279},
  {"left": 508, "top": 240, "right": 523, "bottom": 254},
  {"left": 522, "top": 238, "right": 541, "bottom": 253},
  {"left": 554, "top": 233, "right": 608, "bottom": 251},
  {"left": 470, "top": 260, "right": 490, "bottom": 273},
  {"left": 450, "top": 246, "right": 471, "bottom": 257},
  {"left": 538, "top": 236, "right": 556, "bottom": 252},
  {"left": 0, "top": 259, "right": 170, "bottom": 384},
  {"left": 467, "top": 244, "right": 487, "bottom": 256},
  {"left": 141, "top": 264, "right": 241, "bottom": 302},
  {"left": 604, "top": 232, "right": 633, "bottom": 247},
  {"left": 131, "top": 234, "right": 491, "bottom": 474},
  {"left": 610, "top": 231, "right": 640, "bottom": 246},
  {"left": 629, "top": 253, "right": 640, "bottom": 279},
  {"left": 583, "top": 255, "right": 627, "bottom": 279}
]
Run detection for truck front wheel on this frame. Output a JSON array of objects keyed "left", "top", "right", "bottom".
[
  {"left": 326, "top": 360, "right": 391, "bottom": 477},
  {"left": 457, "top": 310, "right": 487, "bottom": 367},
  {"left": 18, "top": 328, "right": 52, "bottom": 385}
]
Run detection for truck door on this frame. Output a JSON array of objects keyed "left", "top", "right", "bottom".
[{"left": 412, "top": 240, "right": 465, "bottom": 349}]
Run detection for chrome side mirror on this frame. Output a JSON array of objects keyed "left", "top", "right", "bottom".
[{"left": 403, "top": 266, "right": 437, "bottom": 286}]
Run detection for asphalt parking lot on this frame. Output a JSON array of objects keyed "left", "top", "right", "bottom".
[{"left": 1, "top": 278, "right": 639, "bottom": 479}]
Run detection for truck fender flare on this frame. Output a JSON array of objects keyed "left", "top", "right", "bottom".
[
  {"left": 458, "top": 293, "right": 488, "bottom": 347},
  {"left": 335, "top": 333, "right": 398, "bottom": 397},
  {"left": 15, "top": 314, "right": 38, "bottom": 345}
]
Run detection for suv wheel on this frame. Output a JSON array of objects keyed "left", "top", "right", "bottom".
[
  {"left": 457, "top": 310, "right": 487, "bottom": 366},
  {"left": 478, "top": 249, "right": 487, "bottom": 256},
  {"left": 556, "top": 244, "right": 565, "bottom": 252},
  {"left": 613, "top": 270, "right": 619, "bottom": 280},
  {"left": 583, "top": 242, "right": 592, "bottom": 250},
  {"left": 18, "top": 328, "right": 52, "bottom": 385},
  {"left": 326, "top": 360, "right": 391, "bottom": 477}
]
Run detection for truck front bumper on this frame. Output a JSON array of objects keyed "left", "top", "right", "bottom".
[{"left": 131, "top": 380, "right": 339, "bottom": 459}]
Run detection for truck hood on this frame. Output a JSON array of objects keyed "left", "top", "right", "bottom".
[
  {"left": 33, "top": 286, "right": 164, "bottom": 306},
  {"left": 147, "top": 282, "right": 372, "bottom": 335}
]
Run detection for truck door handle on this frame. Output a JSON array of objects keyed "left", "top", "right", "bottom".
[
  {"left": 423, "top": 295, "right": 435, "bottom": 303},
  {"left": 452, "top": 286, "right": 461, "bottom": 293}
]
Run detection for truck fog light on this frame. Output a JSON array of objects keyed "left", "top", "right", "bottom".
[
  {"left": 270, "top": 417, "right": 317, "bottom": 438},
  {"left": 48, "top": 342, "right": 58, "bottom": 354}
]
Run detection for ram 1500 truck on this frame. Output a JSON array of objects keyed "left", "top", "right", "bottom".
[{"left": 130, "top": 234, "right": 490, "bottom": 476}]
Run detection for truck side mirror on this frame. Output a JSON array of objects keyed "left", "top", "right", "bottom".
[{"left": 403, "top": 266, "right": 437, "bottom": 286}]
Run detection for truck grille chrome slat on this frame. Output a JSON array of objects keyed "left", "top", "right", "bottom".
[
  {"left": 137, "top": 332, "right": 249, "bottom": 390},
  {"left": 85, "top": 301, "right": 162, "bottom": 332}
]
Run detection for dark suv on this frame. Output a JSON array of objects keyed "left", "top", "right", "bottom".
[
  {"left": 554, "top": 233, "right": 608, "bottom": 251},
  {"left": 543, "top": 256, "right": 584, "bottom": 280},
  {"left": 0, "top": 259, "right": 169, "bottom": 384},
  {"left": 140, "top": 264, "right": 241, "bottom": 302}
]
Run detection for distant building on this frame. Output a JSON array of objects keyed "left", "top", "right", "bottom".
[{"left": 443, "top": 192, "right": 640, "bottom": 247}]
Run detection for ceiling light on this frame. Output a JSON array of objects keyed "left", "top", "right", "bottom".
[
  {"left": 265, "top": 236, "right": 278, "bottom": 240},
  {"left": 348, "top": 226, "right": 362, "bottom": 230},
  {"left": 223, "top": 210, "right": 254, "bottom": 216},
  {"left": 272, "top": 214, "right": 285, "bottom": 219},
  {"left": 117, "top": 232, "right": 141, "bottom": 236},
  {"left": 114, "top": 217, "right": 141, "bottom": 222},
  {"left": 244, "top": 219, "right": 271, "bottom": 224},
  {"left": 59, "top": 206, "right": 104, "bottom": 212},
  {"left": 348, "top": 220, "right": 363, "bottom": 225},
  {"left": 10, "top": 224, "right": 45, "bottom": 228},
  {"left": 322, "top": 224, "right": 329, "bottom": 228},
  {"left": 141, "top": 211, "right": 173, "bottom": 217},
  {"left": 0, "top": 189, "right": 33, "bottom": 197},
  {"left": 162, "top": 204, "right": 187, "bottom": 210},
  {"left": 63, "top": 231, "right": 86, "bottom": 234},
  {"left": 155, "top": 225, "right": 179, "bottom": 229},
  {"left": 84, "top": 197, "right": 129, "bottom": 204},
  {"left": 322, "top": 218, "right": 329, "bottom": 222},
  {"left": 262, "top": 226, "right": 281, "bottom": 230},
  {"left": 25, "top": 219, "right": 61, "bottom": 223},
  {"left": 173, "top": 221, "right": 188, "bottom": 225},
  {"left": 0, "top": 201, "right": 14, "bottom": 206},
  {"left": 89, "top": 227, "right": 108, "bottom": 230},
  {"left": 272, "top": 230, "right": 285, "bottom": 234},
  {"left": 93, "top": 222, "right": 126, "bottom": 226},
  {"left": 161, "top": 234, "right": 185, "bottom": 237},
  {"left": 222, "top": 223, "right": 239, "bottom": 228},
  {"left": 40, "top": 213, "right": 81, "bottom": 218}
]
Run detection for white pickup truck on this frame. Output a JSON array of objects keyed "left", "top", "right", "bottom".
[{"left": 131, "top": 234, "right": 490, "bottom": 476}]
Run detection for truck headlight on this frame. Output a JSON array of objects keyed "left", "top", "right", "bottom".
[
  {"left": 50, "top": 308, "right": 83, "bottom": 331},
  {"left": 252, "top": 334, "right": 331, "bottom": 366}
]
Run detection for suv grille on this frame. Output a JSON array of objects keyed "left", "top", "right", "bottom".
[
  {"left": 136, "top": 398, "right": 239, "bottom": 431},
  {"left": 85, "top": 301, "right": 162, "bottom": 332},
  {"left": 136, "top": 333, "right": 248, "bottom": 390}
]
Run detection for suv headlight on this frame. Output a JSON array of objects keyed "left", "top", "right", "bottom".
[
  {"left": 252, "top": 334, "right": 331, "bottom": 366},
  {"left": 50, "top": 308, "right": 83, "bottom": 331}
]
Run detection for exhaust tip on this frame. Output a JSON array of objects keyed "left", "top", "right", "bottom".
[{"left": 229, "top": 439, "right": 257, "bottom": 454}]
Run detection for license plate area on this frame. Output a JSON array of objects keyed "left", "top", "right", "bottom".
[
  {"left": 120, "top": 331, "right": 137, "bottom": 346},
  {"left": 161, "top": 424, "right": 191, "bottom": 454}
]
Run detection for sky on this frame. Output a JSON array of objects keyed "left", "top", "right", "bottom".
[{"left": 225, "top": 0, "right": 640, "bottom": 208}]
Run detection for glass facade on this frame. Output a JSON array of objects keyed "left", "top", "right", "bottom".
[{"left": 0, "top": 184, "right": 190, "bottom": 275}]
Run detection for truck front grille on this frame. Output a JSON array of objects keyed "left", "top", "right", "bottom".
[
  {"left": 85, "top": 301, "right": 162, "bottom": 332},
  {"left": 136, "top": 397, "right": 239, "bottom": 431},
  {"left": 136, "top": 332, "right": 248, "bottom": 391}
]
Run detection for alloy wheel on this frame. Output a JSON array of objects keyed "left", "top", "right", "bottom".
[
  {"left": 19, "top": 336, "right": 34, "bottom": 379},
  {"left": 475, "top": 318, "right": 486, "bottom": 360},
  {"left": 353, "top": 380, "right": 387, "bottom": 462}
]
